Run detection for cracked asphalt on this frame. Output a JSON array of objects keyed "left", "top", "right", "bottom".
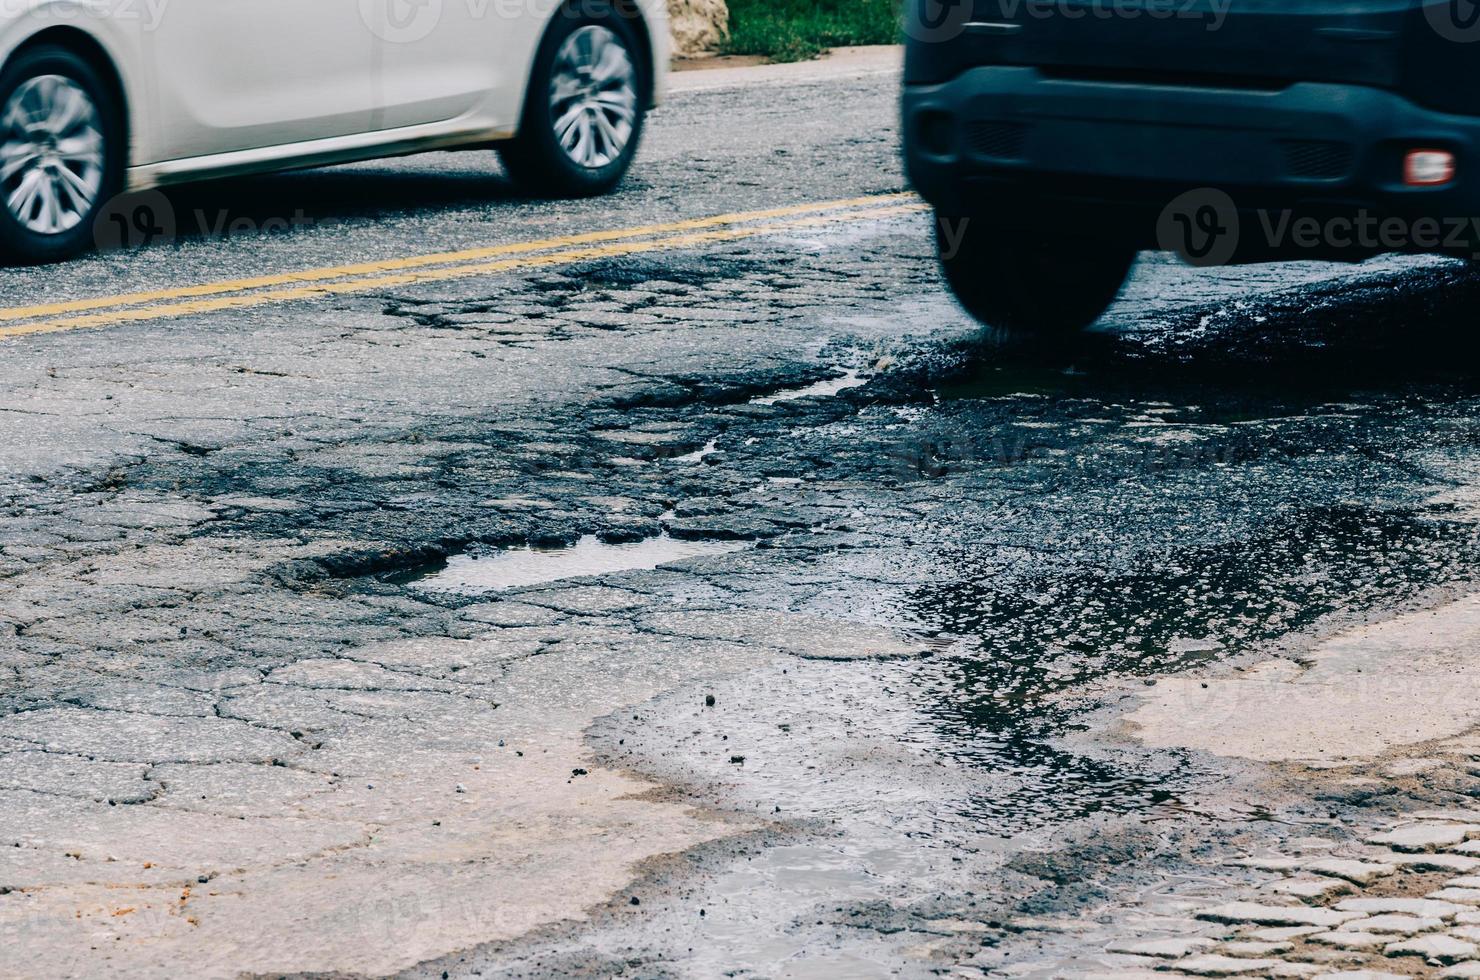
[{"left": 9, "top": 53, "right": 1480, "bottom": 980}]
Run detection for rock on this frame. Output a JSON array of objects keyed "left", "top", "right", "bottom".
[
  {"left": 1340, "top": 914, "right": 1445, "bottom": 935},
  {"left": 668, "top": 0, "right": 729, "bottom": 58},
  {"left": 1105, "top": 937, "right": 1217, "bottom": 958},
  {"left": 1249, "top": 927, "right": 1325, "bottom": 941},
  {"left": 1197, "top": 903, "right": 1359, "bottom": 928},
  {"left": 1221, "top": 940, "right": 1293, "bottom": 957},
  {"left": 1172, "top": 954, "right": 1282, "bottom": 976},
  {"left": 1267, "top": 877, "right": 1352, "bottom": 899},
  {"left": 1232, "top": 856, "right": 1306, "bottom": 871},
  {"left": 1304, "top": 858, "right": 1398, "bottom": 885},
  {"left": 1384, "top": 933, "right": 1479, "bottom": 962},
  {"left": 1432, "top": 888, "right": 1480, "bottom": 905},
  {"left": 1310, "top": 931, "right": 1391, "bottom": 949},
  {"left": 1336, "top": 897, "right": 1465, "bottom": 918},
  {"left": 1313, "top": 973, "right": 1411, "bottom": 980},
  {"left": 1441, "top": 964, "right": 1480, "bottom": 978},
  {"left": 1376, "top": 852, "right": 1480, "bottom": 873},
  {"left": 1366, "top": 823, "right": 1480, "bottom": 852},
  {"left": 1302, "top": 948, "right": 1353, "bottom": 964},
  {"left": 1415, "top": 810, "right": 1480, "bottom": 822}
]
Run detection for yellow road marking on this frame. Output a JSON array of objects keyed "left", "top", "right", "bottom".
[
  {"left": 0, "top": 193, "right": 915, "bottom": 324},
  {"left": 0, "top": 199, "right": 926, "bottom": 340}
]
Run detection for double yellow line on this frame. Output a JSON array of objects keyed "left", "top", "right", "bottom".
[{"left": 0, "top": 193, "right": 925, "bottom": 340}]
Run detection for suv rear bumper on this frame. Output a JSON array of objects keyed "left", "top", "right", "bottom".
[{"left": 904, "top": 67, "right": 1480, "bottom": 258}]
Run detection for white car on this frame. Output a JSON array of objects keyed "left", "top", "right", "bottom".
[{"left": 0, "top": 0, "right": 668, "bottom": 262}]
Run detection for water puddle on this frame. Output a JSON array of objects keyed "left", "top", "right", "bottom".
[
  {"left": 402, "top": 534, "right": 747, "bottom": 592},
  {"left": 674, "top": 438, "right": 718, "bottom": 464},
  {"left": 751, "top": 369, "right": 864, "bottom": 405}
]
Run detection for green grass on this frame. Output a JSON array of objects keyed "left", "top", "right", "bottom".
[{"left": 721, "top": 0, "right": 901, "bottom": 63}]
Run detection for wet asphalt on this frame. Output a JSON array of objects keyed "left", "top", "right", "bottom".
[{"left": 6, "top": 60, "right": 1480, "bottom": 979}]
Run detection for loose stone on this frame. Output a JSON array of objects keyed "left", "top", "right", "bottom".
[
  {"left": 1335, "top": 897, "right": 1465, "bottom": 918},
  {"left": 1309, "top": 932, "right": 1391, "bottom": 949},
  {"left": 1268, "top": 878, "right": 1352, "bottom": 899},
  {"left": 1366, "top": 824, "right": 1480, "bottom": 852},
  {"left": 1197, "top": 904, "right": 1359, "bottom": 928},
  {"left": 1172, "top": 953, "right": 1283, "bottom": 976},
  {"left": 1221, "top": 940, "right": 1294, "bottom": 957},
  {"left": 1303, "top": 859, "right": 1398, "bottom": 885},
  {"left": 1431, "top": 888, "right": 1480, "bottom": 905},
  {"left": 1383, "top": 933, "right": 1479, "bottom": 963},
  {"left": 1339, "top": 914, "right": 1445, "bottom": 935},
  {"left": 1105, "top": 937, "right": 1217, "bottom": 958}
]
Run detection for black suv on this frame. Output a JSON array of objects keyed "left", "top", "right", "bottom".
[{"left": 903, "top": 0, "right": 1480, "bottom": 336}]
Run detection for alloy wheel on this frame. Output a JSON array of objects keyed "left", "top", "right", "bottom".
[
  {"left": 0, "top": 74, "right": 104, "bottom": 236},
  {"left": 548, "top": 25, "right": 638, "bottom": 170}
]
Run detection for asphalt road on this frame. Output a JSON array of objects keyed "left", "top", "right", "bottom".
[{"left": 6, "top": 50, "right": 1480, "bottom": 980}]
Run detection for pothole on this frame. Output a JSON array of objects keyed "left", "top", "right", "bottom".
[
  {"left": 399, "top": 534, "right": 748, "bottom": 593},
  {"left": 674, "top": 439, "right": 718, "bottom": 464}
]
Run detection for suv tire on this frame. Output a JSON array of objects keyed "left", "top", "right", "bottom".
[{"left": 936, "top": 213, "right": 1136, "bottom": 339}]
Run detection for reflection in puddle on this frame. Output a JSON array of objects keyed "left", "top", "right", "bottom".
[
  {"left": 883, "top": 504, "right": 1479, "bottom": 831},
  {"left": 935, "top": 363, "right": 1368, "bottom": 426},
  {"left": 751, "top": 369, "right": 864, "bottom": 405},
  {"left": 405, "top": 534, "right": 748, "bottom": 592}
]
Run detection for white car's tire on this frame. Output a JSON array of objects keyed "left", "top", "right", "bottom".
[
  {"left": 0, "top": 44, "right": 123, "bottom": 264},
  {"left": 499, "top": 9, "right": 650, "bottom": 198}
]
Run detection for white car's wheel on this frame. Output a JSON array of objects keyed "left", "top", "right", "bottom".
[
  {"left": 498, "top": 10, "right": 649, "bottom": 197},
  {"left": 0, "top": 45, "right": 122, "bottom": 263}
]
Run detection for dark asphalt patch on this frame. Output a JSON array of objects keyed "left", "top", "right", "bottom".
[{"left": 562, "top": 252, "right": 782, "bottom": 289}]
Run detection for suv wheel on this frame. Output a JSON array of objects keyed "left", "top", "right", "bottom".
[
  {"left": 937, "top": 213, "right": 1136, "bottom": 339},
  {"left": 0, "top": 45, "right": 123, "bottom": 263},
  {"left": 499, "top": 12, "right": 648, "bottom": 197}
]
